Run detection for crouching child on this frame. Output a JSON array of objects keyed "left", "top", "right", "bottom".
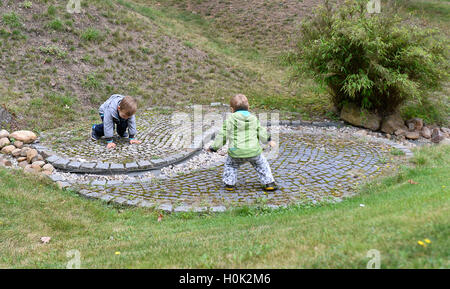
[{"left": 91, "top": 94, "right": 141, "bottom": 149}]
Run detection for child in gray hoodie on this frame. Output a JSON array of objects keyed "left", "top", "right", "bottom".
[{"left": 91, "top": 94, "right": 141, "bottom": 149}]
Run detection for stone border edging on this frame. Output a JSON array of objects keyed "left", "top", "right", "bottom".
[{"left": 32, "top": 127, "right": 217, "bottom": 174}]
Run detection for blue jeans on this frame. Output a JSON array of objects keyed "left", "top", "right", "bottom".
[{"left": 93, "top": 114, "right": 129, "bottom": 138}]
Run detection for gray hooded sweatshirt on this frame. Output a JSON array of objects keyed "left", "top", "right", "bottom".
[{"left": 99, "top": 94, "right": 137, "bottom": 141}]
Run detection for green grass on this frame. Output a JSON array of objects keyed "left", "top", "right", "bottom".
[
  {"left": 81, "top": 28, "right": 103, "bottom": 43},
  {"left": 47, "top": 5, "right": 57, "bottom": 17},
  {"left": 398, "top": 0, "right": 450, "bottom": 23},
  {"left": 112, "top": 0, "right": 330, "bottom": 117},
  {"left": 22, "top": 1, "right": 33, "bottom": 9},
  {"left": 47, "top": 18, "right": 64, "bottom": 31},
  {"left": 82, "top": 73, "right": 104, "bottom": 90},
  {"left": 0, "top": 144, "right": 448, "bottom": 268},
  {"left": 2, "top": 12, "right": 22, "bottom": 28}
]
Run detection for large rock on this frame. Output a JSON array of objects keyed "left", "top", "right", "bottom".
[
  {"left": 405, "top": 118, "right": 423, "bottom": 131},
  {"left": 441, "top": 127, "right": 450, "bottom": 138},
  {"left": 381, "top": 112, "right": 408, "bottom": 134},
  {"left": 9, "top": 130, "right": 37, "bottom": 144},
  {"left": 18, "top": 161, "right": 28, "bottom": 168},
  {"left": 17, "top": 156, "right": 27, "bottom": 162},
  {"left": 439, "top": 138, "right": 450, "bottom": 146},
  {"left": 0, "top": 129, "right": 9, "bottom": 139},
  {"left": 421, "top": 127, "right": 431, "bottom": 139},
  {"left": 405, "top": 131, "right": 420, "bottom": 140},
  {"left": 431, "top": 128, "right": 444, "bottom": 143},
  {"left": 11, "top": 148, "right": 21, "bottom": 157},
  {"left": 20, "top": 147, "right": 31, "bottom": 157},
  {"left": 1, "top": 158, "right": 12, "bottom": 167},
  {"left": 0, "top": 137, "right": 10, "bottom": 149},
  {"left": 340, "top": 103, "right": 381, "bottom": 131},
  {"left": 32, "top": 154, "right": 44, "bottom": 163},
  {"left": 32, "top": 161, "right": 46, "bottom": 167},
  {"left": 42, "top": 163, "right": 55, "bottom": 173},
  {"left": 394, "top": 129, "right": 406, "bottom": 136},
  {"left": 24, "top": 165, "right": 36, "bottom": 174},
  {"left": 1, "top": 145, "right": 16, "bottom": 155},
  {"left": 31, "top": 163, "right": 42, "bottom": 172},
  {"left": 26, "top": 149, "right": 38, "bottom": 163}
]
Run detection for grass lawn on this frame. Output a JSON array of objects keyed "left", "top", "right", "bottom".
[{"left": 0, "top": 144, "right": 448, "bottom": 268}]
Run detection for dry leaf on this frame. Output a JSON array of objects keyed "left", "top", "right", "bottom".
[
  {"left": 408, "top": 179, "right": 419, "bottom": 184},
  {"left": 157, "top": 213, "right": 163, "bottom": 222},
  {"left": 40, "top": 237, "right": 51, "bottom": 244}
]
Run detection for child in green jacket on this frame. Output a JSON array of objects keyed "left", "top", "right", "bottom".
[{"left": 208, "top": 94, "right": 277, "bottom": 191}]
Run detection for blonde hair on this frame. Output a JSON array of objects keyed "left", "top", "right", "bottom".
[
  {"left": 119, "top": 96, "right": 137, "bottom": 117},
  {"left": 230, "top": 94, "right": 249, "bottom": 111}
]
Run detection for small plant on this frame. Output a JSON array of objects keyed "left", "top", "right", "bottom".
[
  {"left": 23, "top": 1, "right": 33, "bottom": 9},
  {"left": 140, "top": 47, "right": 151, "bottom": 54},
  {"left": 82, "top": 73, "right": 103, "bottom": 90},
  {"left": 48, "top": 18, "right": 64, "bottom": 31},
  {"left": 2, "top": 12, "right": 22, "bottom": 28},
  {"left": 390, "top": 148, "right": 406, "bottom": 156},
  {"left": 39, "top": 45, "right": 67, "bottom": 59},
  {"left": 47, "top": 5, "right": 57, "bottom": 17},
  {"left": 81, "top": 28, "right": 103, "bottom": 43},
  {"left": 184, "top": 41, "right": 194, "bottom": 48},
  {"left": 81, "top": 54, "right": 91, "bottom": 63}
]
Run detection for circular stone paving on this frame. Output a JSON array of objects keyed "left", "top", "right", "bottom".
[
  {"left": 73, "top": 130, "right": 399, "bottom": 211},
  {"left": 37, "top": 108, "right": 218, "bottom": 172}
]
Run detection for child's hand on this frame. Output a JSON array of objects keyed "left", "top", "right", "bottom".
[
  {"left": 107, "top": 142, "right": 116, "bottom": 149},
  {"left": 130, "top": 139, "right": 142, "bottom": 145},
  {"left": 268, "top": 141, "right": 276, "bottom": 148}
]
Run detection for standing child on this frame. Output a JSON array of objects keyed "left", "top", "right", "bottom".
[
  {"left": 91, "top": 94, "right": 142, "bottom": 149},
  {"left": 208, "top": 94, "right": 278, "bottom": 191}
]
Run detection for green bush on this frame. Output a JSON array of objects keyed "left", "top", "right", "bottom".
[{"left": 289, "top": 0, "right": 447, "bottom": 114}]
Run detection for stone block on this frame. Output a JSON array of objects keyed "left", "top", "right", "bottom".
[
  {"left": 53, "top": 158, "right": 70, "bottom": 169},
  {"left": 125, "top": 162, "right": 139, "bottom": 170},
  {"left": 67, "top": 161, "right": 82, "bottom": 170}
]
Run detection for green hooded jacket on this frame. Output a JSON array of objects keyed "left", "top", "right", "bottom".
[{"left": 210, "top": 110, "right": 271, "bottom": 158}]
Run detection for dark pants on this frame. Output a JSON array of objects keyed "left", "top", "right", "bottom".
[{"left": 94, "top": 114, "right": 129, "bottom": 138}]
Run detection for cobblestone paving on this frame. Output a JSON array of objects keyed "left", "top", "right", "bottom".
[
  {"left": 40, "top": 109, "right": 211, "bottom": 164},
  {"left": 76, "top": 131, "right": 396, "bottom": 209}
]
